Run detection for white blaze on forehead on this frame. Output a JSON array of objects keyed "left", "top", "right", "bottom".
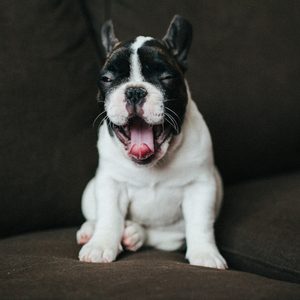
[{"left": 130, "top": 36, "right": 153, "bottom": 82}]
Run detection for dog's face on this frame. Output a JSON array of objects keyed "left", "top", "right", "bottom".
[{"left": 98, "top": 15, "right": 192, "bottom": 165}]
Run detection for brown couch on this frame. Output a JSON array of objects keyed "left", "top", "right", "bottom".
[{"left": 0, "top": 1, "right": 299, "bottom": 299}]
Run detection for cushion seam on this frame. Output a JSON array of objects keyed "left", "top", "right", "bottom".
[{"left": 221, "top": 246, "right": 300, "bottom": 276}]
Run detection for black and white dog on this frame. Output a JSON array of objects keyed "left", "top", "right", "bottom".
[{"left": 76, "top": 15, "right": 227, "bottom": 269}]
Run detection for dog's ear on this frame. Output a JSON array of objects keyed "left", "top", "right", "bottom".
[
  {"left": 101, "top": 20, "right": 119, "bottom": 56},
  {"left": 163, "top": 15, "right": 193, "bottom": 71}
]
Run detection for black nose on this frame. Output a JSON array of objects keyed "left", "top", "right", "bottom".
[{"left": 125, "top": 87, "right": 147, "bottom": 105}]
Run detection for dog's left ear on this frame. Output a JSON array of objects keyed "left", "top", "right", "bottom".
[
  {"left": 101, "top": 19, "right": 119, "bottom": 56},
  {"left": 163, "top": 15, "right": 193, "bottom": 71}
]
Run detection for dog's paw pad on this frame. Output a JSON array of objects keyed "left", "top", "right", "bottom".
[
  {"left": 79, "top": 243, "right": 117, "bottom": 263},
  {"left": 76, "top": 221, "right": 95, "bottom": 245},
  {"left": 187, "top": 247, "right": 228, "bottom": 269},
  {"left": 122, "top": 221, "right": 145, "bottom": 252},
  {"left": 77, "top": 233, "right": 92, "bottom": 245}
]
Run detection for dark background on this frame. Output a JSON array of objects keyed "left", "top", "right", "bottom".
[{"left": 0, "top": 0, "right": 299, "bottom": 237}]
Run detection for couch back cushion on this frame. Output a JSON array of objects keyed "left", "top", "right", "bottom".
[
  {"left": 107, "top": 0, "right": 300, "bottom": 183},
  {"left": 0, "top": 1, "right": 100, "bottom": 237}
]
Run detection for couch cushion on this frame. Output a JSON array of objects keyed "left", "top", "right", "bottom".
[
  {"left": 0, "top": 228, "right": 299, "bottom": 300},
  {"left": 0, "top": 1, "right": 102, "bottom": 237},
  {"left": 94, "top": 0, "right": 300, "bottom": 183},
  {"left": 216, "top": 171, "right": 300, "bottom": 283}
]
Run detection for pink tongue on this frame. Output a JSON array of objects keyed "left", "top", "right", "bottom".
[{"left": 129, "top": 119, "right": 154, "bottom": 160}]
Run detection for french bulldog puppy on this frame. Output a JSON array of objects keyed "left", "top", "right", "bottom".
[{"left": 76, "top": 15, "right": 227, "bottom": 269}]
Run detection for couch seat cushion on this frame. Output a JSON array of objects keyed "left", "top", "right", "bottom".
[
  {"left": 0, "top": 228, "right": 299, "bottom": 299},
  {"left": 216, "top": 171, "right": 300, "bottom": 283}
]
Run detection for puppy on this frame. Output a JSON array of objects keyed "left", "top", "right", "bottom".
[{"left": 76, "top": 15, "right": 227, "bottom": 269}]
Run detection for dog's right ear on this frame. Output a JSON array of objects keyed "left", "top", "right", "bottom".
[
  {"left": 101, "top": 20, "right": 119, "bottom": 56},
  {"left": 163, "top": 15, "right": 192, "bottom": 71}
]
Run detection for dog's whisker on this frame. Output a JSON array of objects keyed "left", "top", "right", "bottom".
[
  {"left": 165, "top": 112, "right": 179, "bottom": 134},
  {"left": 171, "top": 117, "right": 179, "bottom": 134},
  {"left": 93, "top": 110, "right": 107, "bottom": 128},
  {"left": 165, "top": 114, "right": 176, "bottom": 132},
  {"left": 165, "top": 106, "right": 181, "bottom": 122},
  {"left": 98, "top": 115, "right": 109, "bottom": 130},
  {"left": 163, "top": 98, "right": 177, "bottom": 103},
  {"left": 165, "top": 113, "right": 179, "bottom": 134}
]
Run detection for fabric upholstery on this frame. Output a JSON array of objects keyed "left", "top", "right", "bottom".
[
  {"left": 1, "top": 1, "right": 299, "bottom": 298},
  {"left": 0, "top": 0, "right": 101, "bottom": 237},
  {"left": 100, "top": 0, "right": 300, "bottom": 183},
  {"left": 216, "top": 171, "right": 300, "bottom": 283},
  {"left": 0, "top": 228, "right": 299, "bottom": 300}
]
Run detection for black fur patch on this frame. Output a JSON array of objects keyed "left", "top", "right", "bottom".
[
  {"left": 138, "top": 39, "right": 188, "bottom": 134},
  {"left": 97, "top": 42, "right": 132, "bottom": 136}
]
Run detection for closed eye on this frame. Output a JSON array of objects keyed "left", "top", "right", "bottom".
[
  {"left": 101, "top": 76, "right": 113, "bottom": 83},
  {"left": 160, "top": 74, "right": 176, "bottom": 82}
]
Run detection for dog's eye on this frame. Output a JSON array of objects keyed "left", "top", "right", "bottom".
[
  {"left": 160, "top": 75, "right": 175, "bottom": 82},
  {"left": 101, "top": 76, "right": 113, "bottom": 83}
]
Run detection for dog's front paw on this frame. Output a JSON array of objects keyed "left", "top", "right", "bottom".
[
  {"left": 79, "top": 242, "right": 118, "bottom": 263},
  {"left": 186, "top": 245, "right": 228, "bottom": 269},
  {"left": 122, "top": 220, "right": 145, "bottom": 251}
]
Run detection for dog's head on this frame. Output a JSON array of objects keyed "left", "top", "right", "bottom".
[{"left": 97, "top": 15, "right": 192, "bottom": 165}]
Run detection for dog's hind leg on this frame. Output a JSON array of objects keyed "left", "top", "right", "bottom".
[
  {"left": 76, "top": 220, "right": 95, "bottom": 245},
  {"left": 122, "top": 220, "right": 146, "bottom": 251},
  {"left": 81, "top": 178, "right": 97, "bottom": 220}
]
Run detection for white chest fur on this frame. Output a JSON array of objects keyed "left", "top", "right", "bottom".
[
  {"left": 94, "top": 98, "right": 216, "bottom": 227},
  {"left": 127, "top": 178, "right": 184, "bottom": 227}
]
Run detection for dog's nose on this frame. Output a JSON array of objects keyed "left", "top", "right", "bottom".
[{"left": 125, "top": 87, "right": 147, "bottom": 105}]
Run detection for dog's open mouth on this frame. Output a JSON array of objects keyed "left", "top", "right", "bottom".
[{"left": 112, "top": 117, "right": 172, "bottom": 164}]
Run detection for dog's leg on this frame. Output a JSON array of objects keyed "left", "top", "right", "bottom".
[
  {"left": 145, "top": 220, "right": 185, "bottom": 251},
  {"left": 122, "top": 220, "right": 146, "bottom": 251},
  {"left": 182, "top": 175, "right": 228, "bottom": 269},
  {"left": 79, "top": 176, "right": 127, "bottom": 263}
]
